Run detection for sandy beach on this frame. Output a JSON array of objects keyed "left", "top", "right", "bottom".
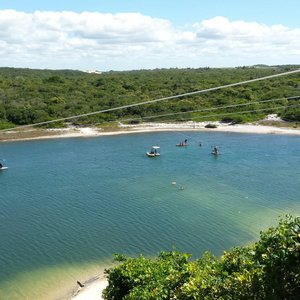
[
  {"left": 0, "top": 121, "right": 300, "bottom": 142},
  {"left": 70, "top": 278, "right": 108, "bottom": 300}
]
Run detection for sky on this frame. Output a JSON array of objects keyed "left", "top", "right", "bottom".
[{"left": 0, "top": 0, "right": 299, "bottom": 71}]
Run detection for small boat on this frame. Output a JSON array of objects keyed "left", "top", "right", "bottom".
[
  {"left": 211, "top": 146, "right": 220, "bottom": 156},
  {"left": 146, "top": 146, "right": 160, "bottom": 157},
  {"left": 0, "top": 159, "right": 8, "bottom": 170}
]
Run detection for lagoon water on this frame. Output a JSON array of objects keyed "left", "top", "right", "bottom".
[{"left": 0, "top": 131, "right": 300, "bottom": 299}]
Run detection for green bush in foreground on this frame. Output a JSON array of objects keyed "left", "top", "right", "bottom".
[{"left": 103, "top": 215, "right": 300, "bottom": 299}]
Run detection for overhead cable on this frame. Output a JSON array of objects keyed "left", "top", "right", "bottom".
[
  {"left": 1, "top": 68, "right": 300, "bottom": 132},
  {"left": 119, "top": 95, "right": 300, "bottom": 123}
]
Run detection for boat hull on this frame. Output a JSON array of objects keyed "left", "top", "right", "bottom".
[
  {"left": 211, "top": 152, "right": 220, "bottom": 155},
  {"left": 146, "top": 152, "right": 160, "bottom": 157}
]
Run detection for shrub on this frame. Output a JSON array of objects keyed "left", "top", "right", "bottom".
[{"left": 103, "top": 215, "right": 300, "bottom": 299}]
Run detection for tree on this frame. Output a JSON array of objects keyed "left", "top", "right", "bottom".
[{"left": 103, "top": 215, "right": 300, "bottom": 299}]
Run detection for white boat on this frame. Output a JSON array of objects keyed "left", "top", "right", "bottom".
[
  {"left": 146, "top": 146, "right": 160, "bottom": 157},
  {"left": 211, "top": 146, "right": 220, "bottom": 156},
  {"left": 0, "top": 159, "right": 7, "bottom": 170}
]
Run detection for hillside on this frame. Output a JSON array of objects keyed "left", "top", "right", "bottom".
[{"left": 0, "top": 66, "right": 300, "bottom": 129}]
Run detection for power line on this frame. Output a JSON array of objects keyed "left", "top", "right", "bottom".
[
  {"left": 133, "top": 104, "right": 299, "bottom": 124},
  {"left": 118, "top": 95, "right": 300, "bottom": 123},
  {"left": 1, "top": 68, "right": 300, "bottom": 132},
  {"left": 117, "top": 103, "right": 300, "bottom": 143},
  {"left": 191, "top": 104, "right": 300, "bottom": 121}
]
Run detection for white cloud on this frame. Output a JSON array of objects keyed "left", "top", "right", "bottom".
[
  {"left": 0, "top": 10, "right": 299, "bottom": 70},
  {"left": 193, "top": 16, "right": 300, "bottom": 66}
]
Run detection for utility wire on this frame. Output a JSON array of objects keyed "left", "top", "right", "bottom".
[
  {"left": 119, "top": 103, "right": 300, "bottom": 144},
  {"left": 123, "top": 104, "right": 300, "bottom": 124},
  {"left": 118, "top": 95, "right": 300, "bottom": 123},
  {"left": 1, "top": 68, "right": 300, "bottom": 132},
  {"left": 190, "top": 104, "right": 300, "bottom": 121}
]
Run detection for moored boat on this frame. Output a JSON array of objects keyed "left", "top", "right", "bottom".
[{"left": 146, "top": 146, "right": 160, "bottom": 157}]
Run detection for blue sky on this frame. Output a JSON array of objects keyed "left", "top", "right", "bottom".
[
  {"left": 2, "top": 0, "right": 299, "bottom": 27},
  {"left": 0, "top": 0, "right": 299, "bottom": 70}
]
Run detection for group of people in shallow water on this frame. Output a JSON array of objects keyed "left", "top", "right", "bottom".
[
  {"left": 178, "top": 139, "right": 203, "bottom": 147},
  {"left": 178, "top": 139, "right": 188, "bottom": 146},
  {"left": 177, "top": 139, "right": 220, "bottom": 155}
]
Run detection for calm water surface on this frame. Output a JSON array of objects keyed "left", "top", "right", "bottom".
[{"left": 0, "top": 131, "right": 299, "bottom": 299}]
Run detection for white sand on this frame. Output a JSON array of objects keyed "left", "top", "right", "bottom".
[
  {"left": 43, "top": 122, "right": 300, "bottom": 138},
  {"left": 71, "top": 278, "right": 108, "bottom": 300},
  {"left": 1, "top": 122, "right": 300, "bottom": 142},
  {"left": 118, "top": 121, "right": 300, "bottom": 136}
]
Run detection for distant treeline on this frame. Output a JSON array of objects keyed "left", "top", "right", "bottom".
[{"left": 0, "top": 66, "right": 299, "bottom": 129}]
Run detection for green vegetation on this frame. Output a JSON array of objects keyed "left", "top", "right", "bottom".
[
  {"left": 0, "top": 66, "right": 300, "bottom": 129},
  {"left": 103, "top": 215, "right": 300, "bottom": 299}
]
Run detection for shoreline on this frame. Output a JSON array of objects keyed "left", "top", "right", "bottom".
[
  {"left": 0, "top": 121, "right": 300, "bottom": 142},
  {"left": 70, "top": 277, "right": 108, "bottom": 300}
]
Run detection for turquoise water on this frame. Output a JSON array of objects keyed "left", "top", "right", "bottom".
[{"left": 0, "top": 131, "right": 300, "bottom": 299}]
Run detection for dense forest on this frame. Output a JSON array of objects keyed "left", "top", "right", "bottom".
[
  {"left": 0, "top": 65, "right": 300, "bottom": 130},
  {"left": 103, "top": 215, "right": 300, "bottom": 299}
]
